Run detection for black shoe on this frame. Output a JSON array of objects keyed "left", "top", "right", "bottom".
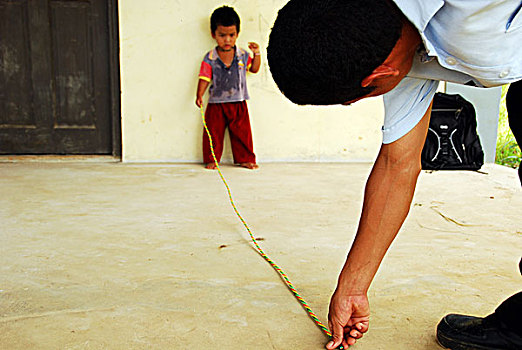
[{"left": 437, "top": 313, "right": 522, "bottom": 350}]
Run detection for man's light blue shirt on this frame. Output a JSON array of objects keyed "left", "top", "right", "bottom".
[{"left": 382, "top": 0, "right": 522, "bottom": 144}]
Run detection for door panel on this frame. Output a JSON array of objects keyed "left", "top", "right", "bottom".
[
  {"left": 51, "top": 1, "right": 96, "bottom": 128},
  {"left": 0, "top": 1, "right": 34, "bottom": 127},
  {"left": 0, "top": 0, "right": 117, "bottom": 154}
]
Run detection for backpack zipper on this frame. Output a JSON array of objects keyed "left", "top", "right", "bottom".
[
  {"left": 432, "top": 108, "right": 463, "bottom": 118},
  {"left": 449, "top": 129, "right": 463, "bottom": 163}
]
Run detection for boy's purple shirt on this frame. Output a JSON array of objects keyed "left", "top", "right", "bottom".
[{"left": 199, "top": 46, "right": 253, "bottom": 103}]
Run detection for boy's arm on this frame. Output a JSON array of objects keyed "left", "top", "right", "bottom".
[
  {"left": 326, "top": 100, "right": 433, "bottom": 349},
  {"left": 196, "top": 57, "right": 212, "bottom": 108},
  {"left": 248, "top": 42, "right": 261, "bottom": 73},
  {"left": 196, "top": 79, "right": 209, "bottom": 108}
]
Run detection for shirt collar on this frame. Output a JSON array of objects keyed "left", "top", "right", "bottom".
[
  {"left": 209, "top": 46, "right": 241, "bottom": 61},
  {"left": 391, "top": 0, "right": 444, "bottom": 55}
]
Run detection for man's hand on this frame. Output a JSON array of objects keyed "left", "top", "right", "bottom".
[{"left": 326, "top": 292, "right": 370, "bottom": 349}]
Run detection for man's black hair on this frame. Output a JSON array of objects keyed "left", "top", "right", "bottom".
[
  {"left": 267, "top": 0, "right": 402, "bottom": 105},
  {"left": 211, "top": 6, "right": 241, "bottom": 34}
]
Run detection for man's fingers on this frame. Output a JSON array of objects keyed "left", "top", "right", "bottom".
[
  {"left": 347, "top": 337, "right": 358, "bottom": 347},
  {"left": 356, "top": 321, "right": 369, "bottom": 333},
  {"left": 349, "top": 329, "right": 363, "bottom": 339},
  {"left": 325, "top": 322, "right": 344, "bottom": 349}
]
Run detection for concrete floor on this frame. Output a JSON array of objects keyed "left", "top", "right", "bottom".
[{"left": 0, "top": 161, "right": 520, "bottom": 350}]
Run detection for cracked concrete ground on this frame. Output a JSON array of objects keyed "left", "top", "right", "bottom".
[{"left": 0, "top": 162, "right": 520, "bottom": 349}]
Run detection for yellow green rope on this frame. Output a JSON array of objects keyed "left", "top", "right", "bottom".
[{"left": 200, "top": 108, "right": 342, "bottom": 349}]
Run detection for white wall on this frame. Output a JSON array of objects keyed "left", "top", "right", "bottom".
[
  {"left": 118, "top": 0, "right": 384, "bottom": 163},
  {"left": 445, "top": 84, "right": 502, "bottom": 163}
]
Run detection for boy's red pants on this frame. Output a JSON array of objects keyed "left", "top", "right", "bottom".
[{"left": 203, "top": 101, "right": 256, "bottom": 164}]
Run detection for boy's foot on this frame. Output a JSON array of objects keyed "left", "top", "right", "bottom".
[
  {"left": 436, "top": 313, "right": 522, "bottom": 350},
  {"left": 205, "top": 163, "right": 217, "bottom": 170},
  {"left": 239, "top": 162, "right": 259, "bottom": 169}
]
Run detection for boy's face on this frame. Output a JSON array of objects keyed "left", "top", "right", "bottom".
[{"left": 212, "top": 25, "right": 238, "bottom": 51}]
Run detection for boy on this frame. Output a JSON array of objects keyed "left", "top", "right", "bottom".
[
  {"left": 267, "top": 0, "right": 522, "bottom": 349},
  {"left": 196, "top": 5, "right": 261, "bottom": 170}
]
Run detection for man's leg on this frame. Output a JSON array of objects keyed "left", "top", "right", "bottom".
[
  {"left": 437, "top": 258, "right": 522, "bottom": 349},
  {"left": 506, "top": 80, "right": 522, "bottom": 185},
  {"left": 493, "top": 258, "right": 522, "bottom": 337}
]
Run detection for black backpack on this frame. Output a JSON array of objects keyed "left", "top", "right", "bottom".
[{"left": 421, "top": 92, "right": 484, "bottom": 170}]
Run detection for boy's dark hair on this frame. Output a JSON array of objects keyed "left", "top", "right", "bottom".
[
  {"left": 267, "top": 0, "right": 402, "bottom": 105},
  {"left": 211, "top": 6, "right": 241, "bottom": 34}
]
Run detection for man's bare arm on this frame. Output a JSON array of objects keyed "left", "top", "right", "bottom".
[{"left": 327, "top": 100, "right": 433, "bottom": 349}]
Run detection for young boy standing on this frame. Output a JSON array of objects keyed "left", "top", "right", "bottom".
[{"left": 196, "top": 6, "right": 261, "bottom": 170}]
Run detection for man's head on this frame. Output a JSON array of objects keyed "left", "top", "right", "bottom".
[{"left": 267, "top": 0, "right": 403, "bottom": 105}]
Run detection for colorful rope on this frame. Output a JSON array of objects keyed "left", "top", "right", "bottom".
[{"left": 200, "top": 108, "right": 343, "bottom": 349}]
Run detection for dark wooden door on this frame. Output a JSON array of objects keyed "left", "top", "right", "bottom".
[{"left": 0, "top": 0, "right": 119, "bottom": 154}]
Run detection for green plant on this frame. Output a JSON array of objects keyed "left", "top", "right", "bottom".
[{"left": 495, "top": 84, "right": 521, "bottom": 169}]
